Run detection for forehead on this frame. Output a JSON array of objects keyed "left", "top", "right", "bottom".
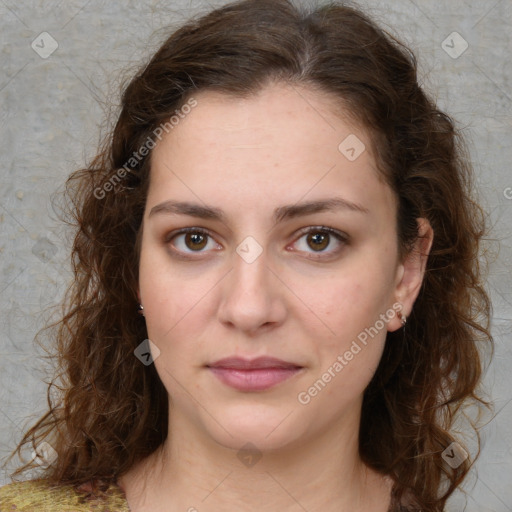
[
  {"left": 153, "top": 83, "right": 363, "bottom": 165},
  {"left": 148, "top": 82, "right": 395, "bottom": 221}
]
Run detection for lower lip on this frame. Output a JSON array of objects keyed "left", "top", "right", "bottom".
[{"left": 208, "top": 367, "right": 302, "bottom": 391}]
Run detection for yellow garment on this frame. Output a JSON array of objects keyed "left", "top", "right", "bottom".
[
  {"left": 0, "top": 478, "right": 130, "bottom": 511},
  {"left": 0, "top": 477, "right": 417, "bottom": 511}
]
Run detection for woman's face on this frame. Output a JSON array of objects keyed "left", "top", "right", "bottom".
[{"left": 138, "top": 82, "right": 415, "bottom": 452}]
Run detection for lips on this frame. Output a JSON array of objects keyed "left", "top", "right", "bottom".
[
  {"left": 206, "top": 357, "right": 303, "bottom": 391},
  {"left": 208, "top": 356, "right": 301, "bottom": 370}
]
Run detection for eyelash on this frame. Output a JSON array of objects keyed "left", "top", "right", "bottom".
[{"left": 164, "top": 226, "right": 348, "bottom": 260}]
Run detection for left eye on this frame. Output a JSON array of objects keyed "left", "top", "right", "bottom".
[{"left": 292, "top": 227, "right": 347, "bottom": 256}]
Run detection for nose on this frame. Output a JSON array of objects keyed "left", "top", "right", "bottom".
[{"left": 217, "top": 245, "right": 287, "bottom": 336}]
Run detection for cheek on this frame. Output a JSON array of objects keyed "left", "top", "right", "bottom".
[
  {"left": 138, "top": 243, "right": 190, "bottom": 343},
  {"left": 140, "top": 277, "right": 206, "bottom": 345},
  {"left": 296, "top": 265, "right": 393, "bottom": 363},
  {"left": 305, "top": 280, "right": 389, "bottom": 399},
  {"left": 300, "top": 272, "right": 385, "bottom": 331}
]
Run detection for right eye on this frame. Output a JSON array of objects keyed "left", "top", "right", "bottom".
[{"left": 165, "top": 227, "right": 222, "bottom": 256}]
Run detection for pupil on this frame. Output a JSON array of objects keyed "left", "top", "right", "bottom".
[
  {"left": 308, "top": 232, "right": 328, "bottom": 251},
  {"left": 187, "top": 232, "right": 207, "bottom": 250}
]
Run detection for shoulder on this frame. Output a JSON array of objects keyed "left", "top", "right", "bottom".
[{"left": 0, "top": 478, "right": 130, "bottom": 511}]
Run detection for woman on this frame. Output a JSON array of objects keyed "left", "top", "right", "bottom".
[{"left": 0, "top": 0, "right": 493, "bottom": 510}]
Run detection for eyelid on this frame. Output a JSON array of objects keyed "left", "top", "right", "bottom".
[
  {"left": 294, "top": 225, "right": 348, "bottom": 243},
  {"left": 164, "top": 227, "right": 221, "bottom": 256},
  {"left": 163, "top": 226, "right": 212, "bottom": 244},
  {"left": 289, "top": 225, "right": 348, "bottom": 258}
]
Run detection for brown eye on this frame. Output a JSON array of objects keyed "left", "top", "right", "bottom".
[
  {"left": 165, "top": 228, "right": 218, "bottom": 255},
  {"left": 306, "top": 231, "right": 330, "bottom": 251},
  {"left": 293, "top": 226, "right": 348, "bottom": 258},
  {"left": 184, "top": 232, "right": 208, "bottom": 251}
]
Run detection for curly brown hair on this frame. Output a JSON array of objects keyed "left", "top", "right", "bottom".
[{"left": 6, "top": 1, "right": 493, "bottom": 510}]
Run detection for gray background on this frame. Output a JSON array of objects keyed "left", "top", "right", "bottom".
[{"left": 0, "top": 0, "right": 510, "bottom": 510}]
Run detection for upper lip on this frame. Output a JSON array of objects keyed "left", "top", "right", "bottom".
[{"left": 207, "top": 356, "right": 302, "bottom": 370}]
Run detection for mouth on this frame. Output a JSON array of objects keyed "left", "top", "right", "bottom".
[{"left": 206, "top": 356, "right": 304, "bottom": 392}]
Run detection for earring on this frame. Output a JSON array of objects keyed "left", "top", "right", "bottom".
[
  {"left": 137, "top": 304, "right": 144, "bottom": 317},
  {"left": 398, "top": 311, "right": 407, "bottom": 327}
]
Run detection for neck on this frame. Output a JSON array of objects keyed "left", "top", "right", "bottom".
[{"left": 119, "top": 404, "right": 392, "bottom": 512}]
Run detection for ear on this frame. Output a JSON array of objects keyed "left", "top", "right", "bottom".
[{"left": 387, "top": 217, "right": 434, "bottom": 332}]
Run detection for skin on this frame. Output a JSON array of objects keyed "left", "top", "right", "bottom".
[{"left": 118, "top": 81, "right": 433, "bottom": 512}]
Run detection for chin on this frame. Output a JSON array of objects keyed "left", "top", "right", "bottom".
[{"left": 201, "top": 402, "right": 304, "bottom": 452}]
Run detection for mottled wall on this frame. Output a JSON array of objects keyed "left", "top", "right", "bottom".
[{"left": 1, "top": 1, "right": 510, "bottom": 510}]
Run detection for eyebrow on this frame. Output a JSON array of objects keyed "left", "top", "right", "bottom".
[{"left": 149, "top": 197, "right": 369, "bottom": 224}]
